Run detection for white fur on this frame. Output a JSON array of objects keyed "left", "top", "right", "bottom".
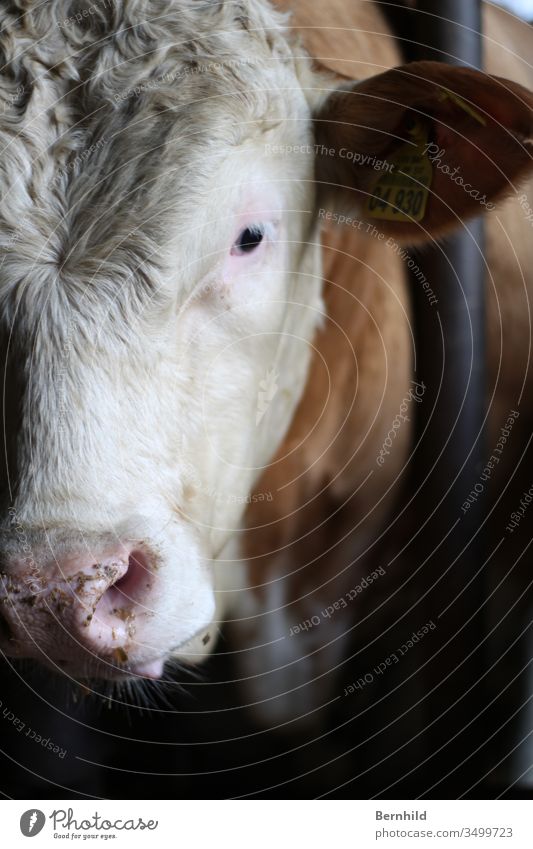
[{"left": 0, "top": 1, "right": 325, "bottom": 677}]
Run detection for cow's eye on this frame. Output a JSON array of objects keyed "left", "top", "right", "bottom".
[{"left": 232, "top": 225, "right": 265, "bottom": 255}]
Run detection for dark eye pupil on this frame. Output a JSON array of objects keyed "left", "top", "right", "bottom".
[{"left": 236, "top": 226, "right": 264, "bottom": 253}]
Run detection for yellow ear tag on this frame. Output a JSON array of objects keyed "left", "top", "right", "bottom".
[{"left": 363, "top": 118, "right": 433, "bottom": 223}]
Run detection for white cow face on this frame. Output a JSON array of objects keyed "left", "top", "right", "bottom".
[
  {"left": 3, "top": 0, "right": 531, "bottom": 686},
  {"left": 0, "top": 0, "right": 323, "bottom": 681}
]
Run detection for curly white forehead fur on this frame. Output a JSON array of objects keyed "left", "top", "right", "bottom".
[{"left": 0, "top": 0, "right": 295, "bottom": 323}]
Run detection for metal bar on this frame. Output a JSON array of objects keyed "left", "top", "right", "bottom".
[
  {"left": 389, "top": 0, "right": 489, "bottom": 793},
  {"left": 415, "top": 0, "right": 488, "bottom": 794}
]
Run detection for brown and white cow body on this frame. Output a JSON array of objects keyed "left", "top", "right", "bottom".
[
  {"left": 231, "top": 0, "right": 533, "bottom": 725},
  {"left": 0, "top": 1, "right": 531, "bottom": 722}
]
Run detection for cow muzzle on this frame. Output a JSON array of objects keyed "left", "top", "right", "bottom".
[{"left": 0, "top": 541, "right": 167, "bottom": 679}]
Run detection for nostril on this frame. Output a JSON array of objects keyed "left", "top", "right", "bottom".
[
  {"left": 81, "top": 550, "right": 153, "bottom": 650},
  {"left": 103, "top": 550, "right": 151, "bottom": 608}
]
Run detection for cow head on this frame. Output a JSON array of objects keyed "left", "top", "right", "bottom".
[{"left": 0, "top": 0, "right": 532, "bottom": 685}]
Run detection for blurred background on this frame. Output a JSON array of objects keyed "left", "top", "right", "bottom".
[
  {"left": 493, "top": 0, "right": 533, "bottom": 16},
  {"left": 1, "top": 0, "right": 533, "bottom": 801}
]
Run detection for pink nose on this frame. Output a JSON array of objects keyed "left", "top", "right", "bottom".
[
  {"left": 69, "top": 549, "right": 138, "bottom": 649},
  {"left": 0, "top": 544, "right": 162, "bottom": 677}
]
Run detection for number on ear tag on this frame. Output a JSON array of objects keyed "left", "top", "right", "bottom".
[{"left": 363, "top": 119, "right": 433, "bottom": 223}]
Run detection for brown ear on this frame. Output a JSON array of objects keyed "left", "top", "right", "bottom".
[{"left": 314, "top": 60, "right": 533, "bottom": 242}]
